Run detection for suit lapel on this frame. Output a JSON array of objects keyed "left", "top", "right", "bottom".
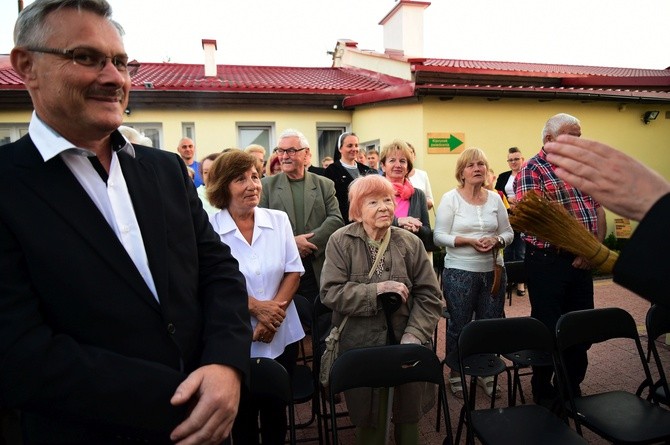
[
  {"left": 276, "top": 174, "right": 297, "bottom": 228},
  {"left": 17, "top": 139, "right": 160, "bottom": 312},
  {"left": 118, "top": 150, "right": 168, "bottom": 306},
  {"left": 304, "top": 173, "right": 317, "bottom": 223}
]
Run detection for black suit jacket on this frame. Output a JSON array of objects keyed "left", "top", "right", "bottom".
[
  {"left": 307, "top": 165, "right": 326, "bottom": 176},
  {"left": 614, "top": 192, "right": 670, "bottom": 308},
  {"left": 0, "top": 135, "right": 252, "bottom": 443},
  {"left": 495, "top": 169, "right": 512, "bottom": 195},
  {"left": 324, "top": 161, "right": 375, "bottom": 224}
]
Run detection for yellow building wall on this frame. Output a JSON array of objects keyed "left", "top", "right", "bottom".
[
  {"left": 5, "top": 97, "right": 670, "bottom": 236},
  {"left": 122, "top": 108, "right": 353, "bottom": 157},
  {"left": 352, "top": 97, "right": 670, "bottom": 234}
]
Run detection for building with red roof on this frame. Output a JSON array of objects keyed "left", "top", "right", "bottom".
[{"left": 1, "top": 1, "right": 668, "bottom": 230}]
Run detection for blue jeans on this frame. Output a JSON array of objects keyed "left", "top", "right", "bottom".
[{"left": 443, "top": 267, "right": 506, "bottom": 371}]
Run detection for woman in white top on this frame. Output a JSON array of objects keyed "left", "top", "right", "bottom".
[
  {"left": 433, "top": 148, "right": 513, "bottom": 399},
  {"left": 208, "top": 150, "right": 304, "bottom": 445}
]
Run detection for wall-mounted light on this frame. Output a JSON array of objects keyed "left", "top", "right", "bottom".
[{"left": 643, "top": 110, "right": 659, "bottom": 124}]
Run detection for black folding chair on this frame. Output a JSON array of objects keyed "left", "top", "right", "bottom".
[
  {"left": 636, "top": 304, "right": 670, "bottom": 407},
  {"left": 328, "top": 344, "right": 453, "bottom": 445},
  {"left": 248, "top": 357, "right": 296, "bottom": 445},
  {"left": 556, "top": 307, "right": 670, "bottom": 444},
  {"left": 457, "top": 317, "right": 585, "bottom": 445},
  {"left": 312, "top": 297, "right": 348, "bottom": 445}
]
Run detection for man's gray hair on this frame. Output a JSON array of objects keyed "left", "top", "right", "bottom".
[
  {"left": 14, "top": 0, "right": 123, "bottom": 47},
  {"left": 542, "top": 113, "right": 580, "bottom": 143},
  {"left": 277, "top": 129, "right": 310, "bottom": 149}
]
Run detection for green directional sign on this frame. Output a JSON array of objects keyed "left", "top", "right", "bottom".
[{"left": 427, "top": 132, "right": 466, "bottom": 154}]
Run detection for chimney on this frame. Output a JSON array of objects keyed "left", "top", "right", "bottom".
[
  {"left": 201, "top": 39, "right": 217, "bottom": 77},
  {"left": 379, "top": 1, "right": 430, "bottom": 58}
]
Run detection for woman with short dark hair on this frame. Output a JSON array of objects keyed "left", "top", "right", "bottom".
[{"left": 208, "top": 150, "right": 305, "bottom": 445}]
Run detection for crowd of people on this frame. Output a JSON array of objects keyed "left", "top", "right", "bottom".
[{"left": 2, "top": 1, "right": 667, "bottom": 444}]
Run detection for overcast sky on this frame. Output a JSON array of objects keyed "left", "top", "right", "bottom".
[{"left": 2, "top": 0, "right": 668, "bottom": 70}]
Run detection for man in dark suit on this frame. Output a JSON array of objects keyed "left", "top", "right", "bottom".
[
  {"left": 1, "top": 1, "right": 251, "bottom": 443},
  {"left": 303, "top": 147, "right": 326, "bottom": 176},
  {"left": 260, "top": 129, "right": 344, "bottom": 302}
]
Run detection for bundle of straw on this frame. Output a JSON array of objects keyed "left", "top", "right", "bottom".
[{"left": 509, "top": 191, "right": 618, "bottom": 273}]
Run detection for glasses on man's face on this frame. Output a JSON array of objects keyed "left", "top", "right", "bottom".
[
  {"left": 507, "top": 157, "right": 522, "bottom": 162},
  {"left": 273, "top": 147, "right": 306, "bottom": 157},
  {"left": 26, "top": 46, "right": 141, "bottom": 76}
]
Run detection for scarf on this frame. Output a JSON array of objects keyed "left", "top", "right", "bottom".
[{"left": 391, "top": 179, "right": 414, "bottom": 201}]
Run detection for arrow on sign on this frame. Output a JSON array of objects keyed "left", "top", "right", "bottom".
[
  {"left": 446, "top": 134, "right": 463, "bottom": 151},
  {"left": 428, "top": 134, "right": 464, "bottom": 151}
]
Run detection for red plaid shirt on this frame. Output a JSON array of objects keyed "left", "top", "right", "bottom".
[{"left": 514, "top": 148, "right": 601, "bottom": 248}]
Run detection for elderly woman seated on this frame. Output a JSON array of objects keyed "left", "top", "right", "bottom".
[{"left": 320, "top": 174, "right": 443, "bottom": 445}]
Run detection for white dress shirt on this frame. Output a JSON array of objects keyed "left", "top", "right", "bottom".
[
  {"left": 29, "top": 113, "right": 158, "bottom": 301},
  {"left": 210, "top": 206, "right": 305, "bottom": 359}
]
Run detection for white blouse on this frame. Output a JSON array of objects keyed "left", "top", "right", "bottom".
[
  {"left": 433, "top": 189, "right": 514, "bottom": 273},
  {"left": 210, "top": 207, "right": 305, "bottom": 359}
]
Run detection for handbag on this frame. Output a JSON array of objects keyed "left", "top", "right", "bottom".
[
  {"left": 319, "top": 229, "right": 391, "bottom": 386},
  {"left": 491, "top": 247, "right": 503, "bottom": 296}
]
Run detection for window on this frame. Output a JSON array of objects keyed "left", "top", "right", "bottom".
[
  {"left": 0, "top": 124, "right": 29, "bottom": 146},
  {"left": 237, "top": 123, "right": 273, "bottom": 159},
  {"left": 182, "top": 122, "right": 195, "bottom": 141},
  {"left": 361, "top": 139, "right": 380, "bottom": 153},
  {"left": 126, "top": 123, "right": 163, "bottom": 149},
  {"left": 317, "top": 125, "right": 348, "bottom": 164}
]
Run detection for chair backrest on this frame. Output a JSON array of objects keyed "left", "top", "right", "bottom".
[
  {"left": 249, "top": 357, "right": 292, "bottom": 403},
  {"left": 645, "top": 304, "right": 670, "bottom": 404},
  {"left": 458, "top": 316, "right": 553, "bottom": 359},
  {"left": 647, "top": 304, "right": 670, "bottom": 343},
  {"left": 328, "top": 343, "right": 453, "bottom": 445},
  {"left": 248, "top": 357, "right": 296, "bottom": 445},
  {"left": 556, "top": 307, "right": 640, "bottom": 351},
  {"left": 329, "top": 344, "right": 443, "bottom": 395}
]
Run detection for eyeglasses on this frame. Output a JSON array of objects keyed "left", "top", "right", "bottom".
[
  {"left": 507, "top": 157, "right": 522, "bottom": 162},
  {"left": 273, "top": 147, "right": 306, "bottom": 157},
  {"left": 26, "top": 46, "right": 141, "bottom": 76}
]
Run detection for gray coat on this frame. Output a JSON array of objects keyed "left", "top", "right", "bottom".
[
  {"left": 260, "top": 171, "right": 343, "bottom": 285},
  {"left": 320, "top": 223, "right": 443, "bottom": 426}
]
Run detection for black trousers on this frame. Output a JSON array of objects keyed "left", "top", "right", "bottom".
[{"left": 524, "top": 244, "right": 593, "bottom": 399}]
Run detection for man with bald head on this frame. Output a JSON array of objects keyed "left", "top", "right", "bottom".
[{"left": 178, "top": 137, "right": 203, "bottom": 187}]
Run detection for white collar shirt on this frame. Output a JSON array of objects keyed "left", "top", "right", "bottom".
[
  {"left": 210, "top": 206, "right": 304, "bottom": 359},
  {"left": 29, "top": 112, "right": 158, "bottom": 301}
]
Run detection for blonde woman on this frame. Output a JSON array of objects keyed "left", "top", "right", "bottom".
[{"left": 433, "top": 148, "right": 513, "bottom": 398}]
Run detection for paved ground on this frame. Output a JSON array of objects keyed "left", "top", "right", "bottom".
[
  {"left": 1, "top": 279, "right": 666, "bottom": 444},
  {"left": 292, "top": 278, "right": 669, "bottom": 445}
]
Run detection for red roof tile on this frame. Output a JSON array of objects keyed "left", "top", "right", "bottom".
[
  {"left": 418, "top": 58, "right": 670, "bottom": 78},
  {"left": 130, "top": 63, "right": 394, "bottom": 93}
]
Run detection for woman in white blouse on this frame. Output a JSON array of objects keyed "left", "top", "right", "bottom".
[
  {"left": 433, "top": 148, "right": 513, "bottom": 399},
  {"left": 208, "top": 150, "right": 304, "bottom": 445}
]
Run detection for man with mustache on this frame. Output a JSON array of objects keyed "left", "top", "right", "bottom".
[{"left": 0, "top": 0, "right": 251, "bottom": 443}]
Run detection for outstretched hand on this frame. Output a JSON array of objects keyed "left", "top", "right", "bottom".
[{"left": 545, "top": 135, "right": 670, "bottom": 221}]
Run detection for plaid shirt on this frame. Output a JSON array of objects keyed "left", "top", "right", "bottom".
[{"left": 515, "top": 147, "right": 601, "bottom": 248}]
